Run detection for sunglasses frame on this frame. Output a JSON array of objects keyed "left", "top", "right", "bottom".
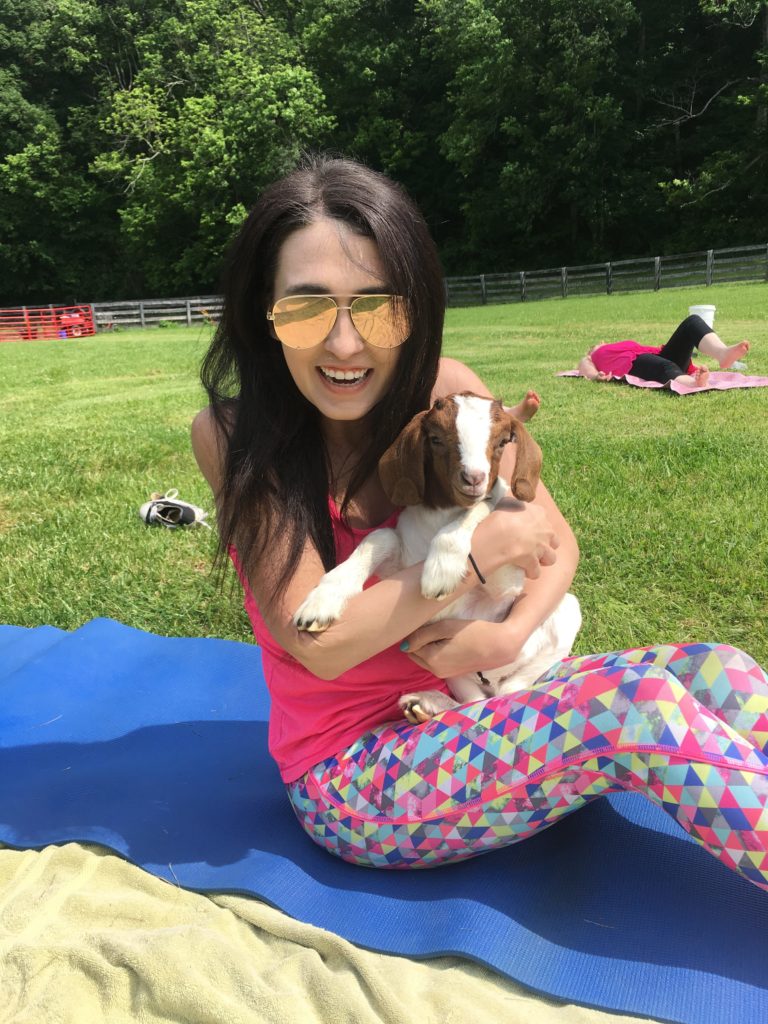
[{"left": 266, "top": 293, "right": 408, "bottom": 349}]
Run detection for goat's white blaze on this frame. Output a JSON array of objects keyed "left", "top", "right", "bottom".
[{"left": 453, "top": 394, "right": 492, "bottom": 479}]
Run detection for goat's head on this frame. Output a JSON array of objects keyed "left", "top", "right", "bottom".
[{"left": 379, "top": 392, "right": 542, "bottom": 509}]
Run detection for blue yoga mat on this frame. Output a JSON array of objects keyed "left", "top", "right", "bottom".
[{"left": 1, "top": 618, "right": 766, "bottom": 1023}]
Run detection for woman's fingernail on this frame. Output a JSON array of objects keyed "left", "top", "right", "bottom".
[{"left": 400, "top": 640, "right": 410, "bottom": 652}]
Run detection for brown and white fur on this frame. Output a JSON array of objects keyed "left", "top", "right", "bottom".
[{"left": 293, "top": 392, "right": 581, "bottom": 720}]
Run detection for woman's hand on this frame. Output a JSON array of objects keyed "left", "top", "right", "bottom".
[
  {"left": 475, "top": 498, "right": 559, "bottom": 580},
  {"left": 596, "top": 370, "right": 613, "bottom": 381},
  {"left": 401, "top": 618, "right": 522, "bottom": 678}
]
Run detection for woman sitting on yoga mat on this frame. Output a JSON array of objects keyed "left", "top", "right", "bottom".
[
  {"left": 192, "top": 155, "right": 768, "bottom": 890},
  {"left": 577, "top": 316, "right": 751, "bottom": 388}
]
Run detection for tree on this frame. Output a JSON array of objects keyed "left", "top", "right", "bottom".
[
  {"left": 654, "top": 1, "right": 768, "bottom": 247},
  {"left": 92, "top": 0, "right": 334, "bottom": 295},
  {"left": 0, "top": 0, "right": 119, "bottom": 303},
  {"left": 420, "top": 0, "right": 638, "bottom": 269}
]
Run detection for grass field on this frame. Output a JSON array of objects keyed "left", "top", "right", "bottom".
[{"left": 1, "top": 281, "right": 766, "bottom": 666}]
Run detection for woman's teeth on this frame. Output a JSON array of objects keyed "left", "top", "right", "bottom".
[{"left": 320, "top": 368, "right": 370, "bottom": 383}]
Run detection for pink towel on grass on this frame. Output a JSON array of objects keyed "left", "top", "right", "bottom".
[{"left": 557, "top": 369, "right": 768, "bottom": 395}]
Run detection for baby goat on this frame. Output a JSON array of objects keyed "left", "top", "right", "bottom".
[{"left": 293, "top": 392, "right": 581, "bottom": 721}]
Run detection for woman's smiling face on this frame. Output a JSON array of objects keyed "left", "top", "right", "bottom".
[{"left": 270, "top": 217, "right": 402, "bottom": 427}]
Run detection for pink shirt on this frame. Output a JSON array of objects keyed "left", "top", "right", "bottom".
[
  {"left": 590, "top": 340, "right": 694, "bottom": 377},
  {"left": 230, "top": 499, "right": 448, "bottom": 783}
]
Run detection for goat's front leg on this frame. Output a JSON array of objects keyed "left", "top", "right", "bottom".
[
  {"left": 420, "top": 480, "right": 507, "bottom": 600},
  {"left": 420, "top": 501, "right": 492, "bottom": 599},
  {"left": 293, "top": 528, "right": 402, "bottom": 632}
]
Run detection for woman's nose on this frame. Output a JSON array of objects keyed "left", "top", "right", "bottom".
[{"left": 323, "top": 306, "right": 365, "bottom": 358}]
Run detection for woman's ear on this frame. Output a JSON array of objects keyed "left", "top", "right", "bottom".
[
  {"left": 378, "top": 411, "right": 428, "bottom": 506},
  {"left": 504, "top": 413, "right": 542, "bottom": 502}
]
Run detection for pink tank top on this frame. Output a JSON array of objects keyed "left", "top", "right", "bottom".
[
  {"left": 230, "top": 498, "right": 448, "bottom": 783},
  {"left": 590, "top": 340, "right": 694, "bottom": 377},
  {"left": 590, "top": 340, "right": 659, "bottom": 376}
]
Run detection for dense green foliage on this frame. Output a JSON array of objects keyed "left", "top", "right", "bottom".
[
  {"left": 1, "top": 0, "right": 767, "bottom": 303},
  {"left": 1, "top": 281, "right": 766, "bottom": 663}
]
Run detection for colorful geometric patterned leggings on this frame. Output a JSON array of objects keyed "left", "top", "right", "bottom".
[{"left": 287, "top": 644, "right": 768, "bottom": 890}]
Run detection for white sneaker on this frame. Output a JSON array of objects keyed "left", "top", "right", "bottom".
[{"left": 139, "top": 489, "right": 210, "bottom": 529}]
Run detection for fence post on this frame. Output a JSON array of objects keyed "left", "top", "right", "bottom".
[
  {"left": 443, "top": 279, "right": 450, "bottom": 306},
  {"left": 654, "top": 256, "right": 661, "bottom": 291},
  {"left": 520, "top": 271, "right": 527, "bottom": 302},
  {"left": 186, "top": 299, "right": 192, "bottom": 326},
  {"left": 706, "top": 249, "right": 714, "bottom": 287},
  {"left": 561, "top": 266, "right": 568, "bottom": 299},
  {"left": 605, "top": 262, "right": 613, "bottom": 295},
  {"left": 480, "top": 274, "right": 487, "bottom": 305},
  {"left": 139, "top": 302, "right": 146, "bottom": 328}
]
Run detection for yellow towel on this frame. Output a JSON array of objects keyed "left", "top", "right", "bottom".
[{"left": 0, "top": 843, "right": 656, "bottom": 1024}]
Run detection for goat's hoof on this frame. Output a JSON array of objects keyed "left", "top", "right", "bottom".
[
  {"left": 294, "top": 617, "right": 330, "bottom": 633},
  {"left": 292, "top": 589, "right": 345, "bottom": 633},
  {"left": 420, "top": 573, "right": 464, "bottom": 601},
  {"left": 420, "top": 554, "right": 466, "bottom": 601},
  {"left": 399, "top": 690, "right": 459, "bottom": 724},
  {"left": 400, "top": 699, "right": 434, "bottom": 724}
]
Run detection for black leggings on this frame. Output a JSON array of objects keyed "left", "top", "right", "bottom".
[{"left": 629, "top": 315, "right": 712, "bottom": 383}]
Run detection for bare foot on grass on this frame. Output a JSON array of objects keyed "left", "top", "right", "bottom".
[
  {"left": 718, "top": 341, "right": 750, "bottom": 369},
  {"left": 509, "top": 390, "right": 541, "bottom": 423}
]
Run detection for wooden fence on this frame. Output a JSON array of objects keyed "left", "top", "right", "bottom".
[
  {"left": 444, "top": 243, "right": 768, "bottom": 307},
  {"left": 84, "top": 242, "right": 768, "bottom": 329},
  {"left": 90, "top": 295, "right": 224, "bottom": 330}
]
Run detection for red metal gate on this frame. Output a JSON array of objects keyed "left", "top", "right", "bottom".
[{"left": 0, "top": 304, "right": 96, "bottom": 342}]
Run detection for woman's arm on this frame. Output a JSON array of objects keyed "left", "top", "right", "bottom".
[
  {"left": 577, "top": 354, "right": 611, "bottom": 381},
  {"left": 258, "top": 500, "right": 558, "bottom": 680},
  {"left": 191, "top": 407, "right": 226, "bottom": 505},
  {"left": 191, "top": 404, "right": 560, "bottom": 681}
]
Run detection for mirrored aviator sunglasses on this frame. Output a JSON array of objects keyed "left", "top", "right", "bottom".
[{"left": 266, "top": 294, "right": 409, "bottom": 350}]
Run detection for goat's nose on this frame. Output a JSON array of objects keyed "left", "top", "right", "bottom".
[{"left": 461, "top": 469, "right": 487, "bottom": 488}]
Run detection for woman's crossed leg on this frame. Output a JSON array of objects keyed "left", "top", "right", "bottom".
[{"left": 288, "top": 644, "right": 768, "bottom": 890}]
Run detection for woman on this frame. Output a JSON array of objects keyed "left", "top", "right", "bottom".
[
  {"left": 192, "top": 155, "right": 768, "bottom": 889},
  {"left": 577, "top": 316, "right": 751, "bottom": 388}
]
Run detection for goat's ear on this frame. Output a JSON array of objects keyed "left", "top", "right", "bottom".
[
  {"left": 378, "top": 411, "right": 428, "bottom": 506},
  {"left": 504, "top": 414, "right": 542, "bottom": 502}
]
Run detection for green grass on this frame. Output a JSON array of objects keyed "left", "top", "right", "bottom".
[{"left": 1, "top": 281, "right": 767, "bottom": 666}]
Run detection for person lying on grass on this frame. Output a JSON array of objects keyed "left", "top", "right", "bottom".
[
  {"left": 192, "top": 154, "right": 768, "bottom": 891},
  {"left": 577, "top": 315, "right": 751, "bottom": 388}
]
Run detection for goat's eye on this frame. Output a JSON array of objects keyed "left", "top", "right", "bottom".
[
  {"left": 497, "top": 436, "right": 511, "bottom": 448},
  {"left": 428, "top": 435, "right": 443, "bottom": 447}
]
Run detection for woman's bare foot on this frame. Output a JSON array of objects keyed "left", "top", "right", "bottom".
[
  {"left": 509, "top": 390, "right": 541, "bottom": 423},
  {"left": 718, "top": 340, "right": 750, "bottom": 369},
  {"left": 669, "top": 366, "right": 710, "bottom": 388}
]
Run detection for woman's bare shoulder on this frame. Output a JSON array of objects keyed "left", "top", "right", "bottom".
[
  {"left": 433, "top": 357, "right": 493, "bottom": 400},
  {"left": 191, "top": 406, "right": 230, "bottom": 496}
]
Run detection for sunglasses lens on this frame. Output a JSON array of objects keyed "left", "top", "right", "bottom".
[
  {"left": 350, "top": 295, "right": 409, "bottom": 348},
  {"left": 271, "top": 296, "right": 337, "bottom": 348}
]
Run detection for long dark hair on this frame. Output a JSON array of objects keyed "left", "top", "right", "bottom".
[{"left": 200, "top": 154, "right": 445, "bottom": 603}]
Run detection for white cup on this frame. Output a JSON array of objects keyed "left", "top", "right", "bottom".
[{"left": 689, "top": 304, "right": 716, "bottom": 329}]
